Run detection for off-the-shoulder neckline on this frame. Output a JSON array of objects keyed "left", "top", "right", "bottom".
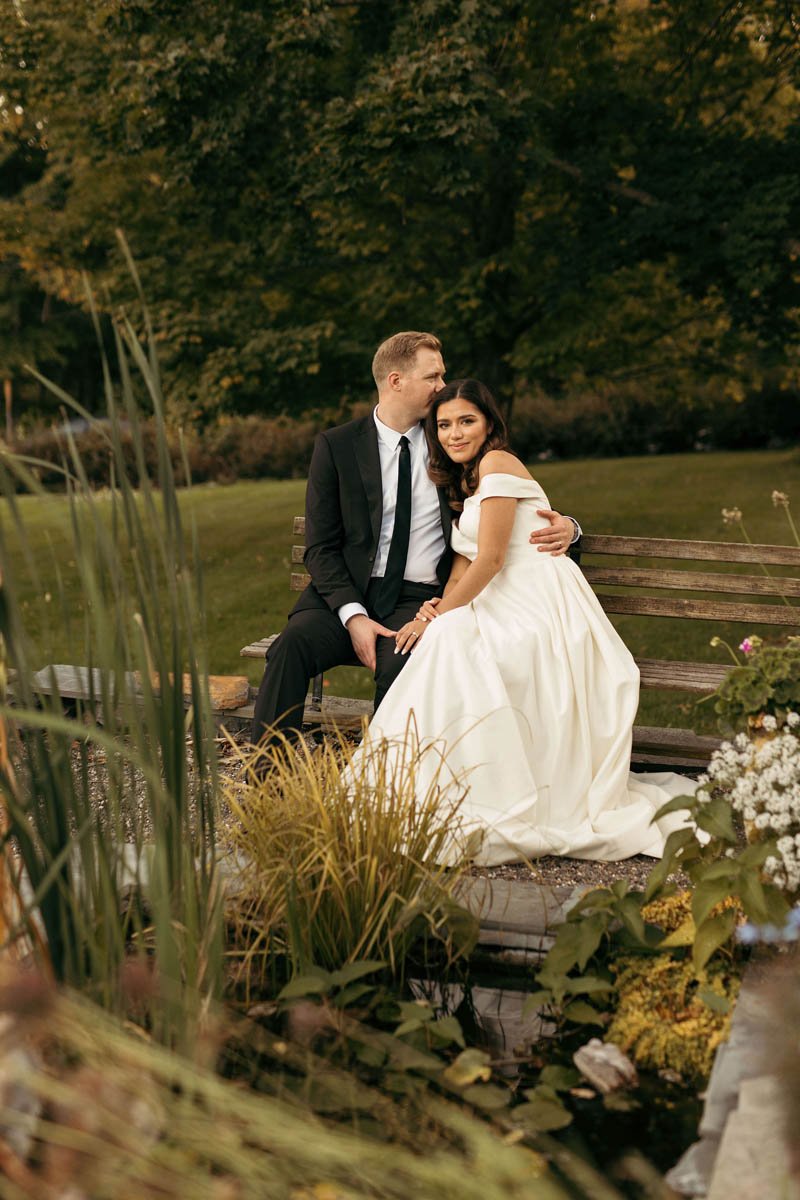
[{"left": 476, "top": 471, "right": 537, "bottom": 488}]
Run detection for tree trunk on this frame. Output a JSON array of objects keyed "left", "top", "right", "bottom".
[{"left": 3, "top": 378, "right": 12, "bottom": 446}]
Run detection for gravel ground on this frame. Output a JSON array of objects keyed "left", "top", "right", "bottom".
[
  {"left": 33, "top": 726, "right": 679, "bottom": 895},
  {"left": 467, "top": 855, "right": 664, "bottom": 891}
]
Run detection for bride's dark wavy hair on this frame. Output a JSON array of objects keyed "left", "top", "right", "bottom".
[{"left": 425, "top": 379, "right": 513, "bottom": 511}]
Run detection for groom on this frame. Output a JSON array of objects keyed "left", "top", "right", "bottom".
[{"left": 252, "top": 330, "right": 580, "bottom": 751}]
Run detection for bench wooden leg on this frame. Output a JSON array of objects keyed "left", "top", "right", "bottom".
[{"left": 310, "top": 672, "right": 324, "bottom": 712}]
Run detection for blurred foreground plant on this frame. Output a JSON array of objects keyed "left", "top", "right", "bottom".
[
  {"left": 0, "top": 237, "right": 222, "bottom": 1050},
  {"left": 222, "top": 731, "right": 480, "bottom": 997},
  {"left": 0, "top": 973, "right": 604, "bottom": 1200}
]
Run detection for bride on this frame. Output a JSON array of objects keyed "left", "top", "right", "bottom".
[{"left": 356, "top": 378, "right": 696, "bottom": 866}]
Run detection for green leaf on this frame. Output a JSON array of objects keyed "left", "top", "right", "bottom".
[
  {"left": 513, "top": 1093, "right": 574, "bottom": 1132},
  {"left": 278, "top": 971, "right": 334, "bottom": 1000},
  {"left": 394, "top": 1001, "right": 434, "bottom": 1024},
  {"left": 572, "top": 911, "right": 610, "bottom": 971},
  {"left": 736, "top": 840, "right": 774, "bottom": 869},
  {"left": 761, "top": 885, "right": 791, "bottom": 925},
  {"left": 693, "top": 909, "right": 738, "bottom": 971},
  {"left": 539, "top": 1065, "right": 580, "bottom": 1091},
  {"left": 696, "top": 859, "right": 740, "bottom": 880},
  {"left": 567, "top": 887, "right": 617, "bottom": 917},
  {"left": 615, "top": 895, "right": 649, "bottom": 944},
  {"left": 653, "top": 794, "right": 695, "bottom": 820},
  {"left": 333, "top": 982, "right": 376, "bottom": 1009},
  {"left": 428, "top": 1015, "right": 465, "bottom": 1048},
  {"left": 563, "top": 1000, "right": 605, "bottom": 1025},
  {"left": 642, "top": 857, "right": 676, "bottom": 903},
  {"left": 697, "top": 986, "right": 731, "bottom": 1015},
  {"left": 692, "top": 877, "right": 734, "bottom": 928},
  {"left": 395, "top": 1017, "right": 426, "bottom": 1037},
  {"left": 329, "top": 960, "right": 386, "bottom": 987},
  {"left": 462, "top": 1083, "right": 511, "bottom": 1111},
  {"left": 522, "top": 990, "right": 556, "bottom": 1015},
  {"left": 355, "top": 1043, "right": 387, "bottom": 1068},
  {"left": 695, "top": 797, "right": 736, "bottom": 842},
  {"left": 737, "top": 870, "right": 770, "bottom": 924},
  {"left": 442, "top": 1048, "right": 492, "bottom": 1087},
  {"left": 563, "top": 975, "right": 614, "bottom": 997}
]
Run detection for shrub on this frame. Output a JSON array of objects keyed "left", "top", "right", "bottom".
[{"left": 222, "top": 734, "right": 479, "bottom": 997}]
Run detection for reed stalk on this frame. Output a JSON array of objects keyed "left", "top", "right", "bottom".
[{"left": 0, "top": 239, "right": 222, "bottom": 1050}]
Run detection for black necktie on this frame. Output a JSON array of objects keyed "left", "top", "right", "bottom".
[{"left": 374, "top": 435, "right": 411, "bottom": 618}]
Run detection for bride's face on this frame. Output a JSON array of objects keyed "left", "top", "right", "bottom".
[{"left": 436, "top": 398, "right": 490, "bottom": 465}]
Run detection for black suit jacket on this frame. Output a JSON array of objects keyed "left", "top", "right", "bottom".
[{"left": 291, "top": 414, "right": 454, "bottom": 616}]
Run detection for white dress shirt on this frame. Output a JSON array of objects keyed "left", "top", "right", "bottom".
[{"left": 338, "top": 411, "right": 445, "bottom": 627}]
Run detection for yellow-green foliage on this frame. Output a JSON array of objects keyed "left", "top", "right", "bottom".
[
  {"left": 222, "top": 730, "right": 479, "bottom": 995},
  {"left": 606, "top": 954, "right": 740, "bottom": 1082},
  {"left": 641, "top": 890, "right": 694, "bottom": 933},
  {"left": 605, "top": 890, "right": 741, "bottom": 1081}
]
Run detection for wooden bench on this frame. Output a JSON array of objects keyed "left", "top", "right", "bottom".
[{"left": 241, "top": 519, "right": 800, "bottom": 767}]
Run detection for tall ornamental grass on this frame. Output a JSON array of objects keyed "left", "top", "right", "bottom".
[
  {"left": 0, "top": 239, "right": 221, "bottom": 1050},
  {"left": 223, "top": 731, "right": 480, "bottom": 996}
]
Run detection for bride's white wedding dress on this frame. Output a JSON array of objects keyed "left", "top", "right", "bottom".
[{"left": 358, "top": 473, "right": 696, "bottom": 866}]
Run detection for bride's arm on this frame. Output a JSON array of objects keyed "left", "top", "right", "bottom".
[
  {"left": 443, "top": 553, "right": 470, "bottom": 597},
  {"left": 395, "top": 500, "right": 516, "bottom": 653},
  {"left": 426, "top": 496, "right": 517, "bottom": 616}
]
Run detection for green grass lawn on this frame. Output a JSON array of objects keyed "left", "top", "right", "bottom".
[{"left": 5, "top": 447, "right": 799, "bottom": 733}]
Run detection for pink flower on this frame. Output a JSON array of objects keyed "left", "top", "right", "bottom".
[{"left": 739, "top": 638, "right": 754, "bottom": 654}]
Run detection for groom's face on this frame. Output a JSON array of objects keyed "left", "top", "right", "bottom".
[{"left": 398, "top": 347, "right": 446, "bottom": 423}]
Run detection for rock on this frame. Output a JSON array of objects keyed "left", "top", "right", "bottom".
[
  {"left": 573, "top": 1038, "right": 639, "bottom": 1093},
  {"left": 133, "top": 671, "right": 251, "bottom": 712}
]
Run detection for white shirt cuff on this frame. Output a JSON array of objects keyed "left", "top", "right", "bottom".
[
  {"left": 339, "top": 602, "right": 368, "bottom": 628},
  {"left": 568, "top": 517, "right": 582, "bottom": 544}
]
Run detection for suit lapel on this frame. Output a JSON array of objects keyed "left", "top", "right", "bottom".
[
  {"left": 356, "top": 416, "right": 383, "bottom": 545},
  {"left": 437, "top": 487, "right": 452, "bottom": 542}
]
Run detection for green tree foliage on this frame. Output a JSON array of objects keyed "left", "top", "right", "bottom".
[{"left": 1, "top": 0, "right": 798, "bottom": 422}]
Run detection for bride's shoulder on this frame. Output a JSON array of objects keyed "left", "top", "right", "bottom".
[{"left": 478, "top": 450, "right": 533, "bottom": 481}]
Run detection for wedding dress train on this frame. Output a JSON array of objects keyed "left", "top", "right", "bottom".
[{"left": 357, "top": 473, "right": 696, "bottom": 866}]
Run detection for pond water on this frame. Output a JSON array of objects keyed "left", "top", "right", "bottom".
[{"left": 412, "top": 966, "right": 703, "bottom": 1185}]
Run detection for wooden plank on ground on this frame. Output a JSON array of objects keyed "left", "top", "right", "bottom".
[{"left": 29, "top": 666, "right": 249, "bottom": 713}]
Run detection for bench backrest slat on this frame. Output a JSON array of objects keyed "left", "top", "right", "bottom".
[
  {"left": 583, "top": 565, "right": 800, "bottom": 599},
  {"left": 581, "top": 533, "right": 800, "bottom": 567},
  {"left": 598, "top": 593, "right": 800, "bottom": 626}
]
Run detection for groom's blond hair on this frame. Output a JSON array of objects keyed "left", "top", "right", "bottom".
[{"left": 371, "top": 331, "right": 442, "bottom": 388}]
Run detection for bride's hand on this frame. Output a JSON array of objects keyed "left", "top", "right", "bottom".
[
  {"left": 395, "top": 618, "right": 427, "bottom": 655},
  {"left": 416, "top": 598, "right": 441, "bottom": 622}
]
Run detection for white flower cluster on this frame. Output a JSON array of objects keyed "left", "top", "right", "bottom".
[{"left": 698, "top": 711, "right": 800, "bottom": 894}]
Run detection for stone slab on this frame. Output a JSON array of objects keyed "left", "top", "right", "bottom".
[
  {"left": 665, "top": 1135, "right": 721, "bottom": 1197},
  {"left": 707, "top": 1097, "right": 796, "bottom": 1200},
  {"left": 456, "top": 877, "right": 583, "bottom": 949}
]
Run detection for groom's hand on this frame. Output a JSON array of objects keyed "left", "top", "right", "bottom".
[
  {"left": 346, "top": 614, "right": 395, "bottom": 672},
  {"left": 530, "top": 510, "right": 574, "bottom": 556}
]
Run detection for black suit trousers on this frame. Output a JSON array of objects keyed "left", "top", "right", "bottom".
[{"left": 251, "top": 580, "right": 439, "bottom": 748}]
